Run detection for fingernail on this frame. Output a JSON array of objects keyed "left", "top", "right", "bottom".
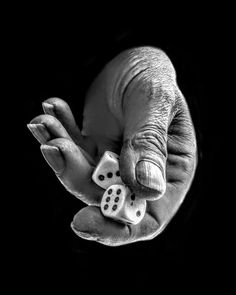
[
  {"left": 40, "top": 145, "right": 64, "bottom": 174},
  {"left": 70, "top": 223, "right": 97, "bottom": 241},
  {"left": 27, "top": 123, "right": 50, "bottom": 144},
  {"left": 136, "top": 161, "right": 166, "bottom": 194},
  {"left": 42, "top": 102, "right": 55, "bottom": 117}
]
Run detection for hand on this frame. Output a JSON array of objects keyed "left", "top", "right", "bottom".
[{"left": 27, "top": 47, "right": 197, "bottom": 246}]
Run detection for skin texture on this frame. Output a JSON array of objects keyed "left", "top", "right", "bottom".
[{"left": 27, "top": 47, "right": 197, "bottom": 246}]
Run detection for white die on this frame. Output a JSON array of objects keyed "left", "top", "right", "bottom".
[
  {"left": 92, "top": 151, "right": 123, "bottom": 189},
  {"left": 101, "top": 184, "right": 146, "bottom": 225}
]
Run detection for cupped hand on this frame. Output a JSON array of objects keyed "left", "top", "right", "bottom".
[{"left": 28, "top": 47, "right": 197, "bottom": 246}]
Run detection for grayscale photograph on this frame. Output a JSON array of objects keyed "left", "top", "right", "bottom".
[{"left": 14, "top": 12, "right": 229, "bottom": 290}]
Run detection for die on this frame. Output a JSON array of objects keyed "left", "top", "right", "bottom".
[
  {"left": 92, "top": 151, "right": 123, "bottom": 189},
  {"left": 101, "top": 184, "right": 146, "bottom": 225}
]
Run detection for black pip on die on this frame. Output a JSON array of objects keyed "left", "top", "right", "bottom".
[
  {"left": 92, "top": 151, "right": 123, "bottom": 189},
  {"left": 101, "top": 184, "right": 146, "bottom": 225}
]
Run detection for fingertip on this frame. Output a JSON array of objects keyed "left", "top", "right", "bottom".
[
  {"left": 27, "top": 123, "right": 51, "bottom": 144},
  {"left": 70, "top": 222, "right": 99, "bottom": 241},
  {"left": 43, "top": 97, "right": 66, "bottom": 105},
  {"left": 43, "top": 97, "right": 72, "bottom": 117},
  {"left": 72, "top": 206, "right": 101, "bottom": 232},
  {"left": 120, "top": 141, "right": 166, "bottom": 201},
  {"left": 42, "top": 102, "right": 55, "bottom": 117},
  {"left": 136, "top": 161, "right": 166, "bottom": 199},
  {"left": 71, "top": 206, "right": 132, "bottom": 246}
]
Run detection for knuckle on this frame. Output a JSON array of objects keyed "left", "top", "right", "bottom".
[{"left": 132, "top": 128, "right": 167, "bottom": 160}]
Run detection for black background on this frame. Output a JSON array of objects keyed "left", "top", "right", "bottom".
[{"left": 11, "top": 14, "right": 230, "bottom": 288}]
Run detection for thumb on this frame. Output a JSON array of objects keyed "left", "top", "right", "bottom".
[
  {"left": 120, "top": 76, "right": 176, "bottom": 201},
  {"left": 121, "top": 137, "right": 166, "bottom": 201}
]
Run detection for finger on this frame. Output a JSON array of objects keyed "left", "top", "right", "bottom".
[
  {"left": 120, "top": 85, "right": 176, "bottom": 200},
  {"left": 40, "top": 138, "right": 103, "bottom": 205},
  {"left": 42, "top": 97, "right": 97, "bottom": 157},
  {"left": 42, "top": 97, "right": 81, "bottom": 141},
  {"left": 27, "top": 114, "right": 95, "bottom": 165},
  {"left": 26, "top": 123, "right": 51, "bottom": 144},
  {"left": 71, "top": 205, "right": 160, "bottom": 246},
  {"left": 28, "top": 114, "right": 71, "bottom": 141}
]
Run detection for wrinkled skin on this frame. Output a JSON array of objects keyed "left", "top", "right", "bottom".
[{"left": 28, "top": 47, "right": 197, "bottom": 246}]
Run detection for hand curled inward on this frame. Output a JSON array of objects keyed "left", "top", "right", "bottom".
[{"left": 27, "top": 47, "right": 197, "bottom": 246}]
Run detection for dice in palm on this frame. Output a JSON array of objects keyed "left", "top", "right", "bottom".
[
  {"left": 92, "top": 151, "right": 123, "bottom": 189},
  {"left": 101, "top": 184, "right": 146, "bottom": 225}
]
